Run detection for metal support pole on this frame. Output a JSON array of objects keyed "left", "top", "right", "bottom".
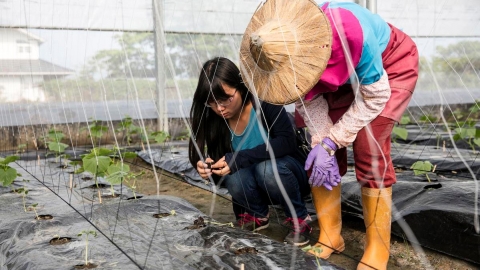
[
  {"left": 355, "top": 0, "right": 376, "bottom": 14},
  {"left": 366, "top": 0, "right": 377, "bottom": 14},
  {"left": 152, "top": 0, "right": 168, "bottom": 133}
]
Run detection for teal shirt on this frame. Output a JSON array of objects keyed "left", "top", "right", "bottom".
[{"left": 232, "top": 108, "right": 266, "bottom": 151}]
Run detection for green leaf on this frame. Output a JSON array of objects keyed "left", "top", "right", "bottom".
[
  {"left": 410, "top": 161, "right": 434, "bottom": 176},
  {"left": 84, "top": 148, "right": 113, "bottom": 159},
  {"left": 74, "top": 167, "right": 85, "bottom": 174},
  {"left": 122, "top": 152, "right": 137, "bottom": 159},
  {"left": 392, "top": 127, "right": 408, "bottom": 140},
  {"left": 47, "top": 142, "right": 69, "bottom": 153},
  {"left": 151, "top": 131, "right": 168, "bottom": 144},
  {"left": 0, "top": 155, "right": 19, "bottom": 165},
  {"left": 106, "top": 163, "right": 130, "bottom": 185},
  {"left": 419, "top": 115, "right": 437, "bottom": 123},
  {"left": 82, "top": 156, "right": 111, "bottom": 176},
  {"left": 48, "top": 129, "right": 65, "bottom": 142},
  {"left": 399, "top": 115, "right": 411, "bottom": 125},
  {"left": 473, "top": 138, "right": 480, "bottom": 148},
  {"left": 90, "top": 125, "right": 108, "bottom": 138},
  {"left": 466, "top": 128, "right": 476, "bottom": 138},
  {"left": 69, "top": 161, "right": 80, "bottom": 166},
  {"left": 0, "top": 167, "right": 18, "bottom": 186}
]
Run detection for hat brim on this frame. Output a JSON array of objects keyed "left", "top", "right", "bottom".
[{"left": 240, "top": 0, "right": 332, "bottom": 105}]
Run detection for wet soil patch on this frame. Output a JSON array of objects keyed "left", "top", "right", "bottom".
[
  {"left": 49, "top": 237, "right": 72, "bottom": 245},
  {"left": 86, "top": 183, "right": 108, "bottom": 189},
  {"left": 423, "top": 183, "right": 442, "bottom": 190},
  {"left": 35, "top": 214, "right": 53, "bottom": 220},
  {"left": 152, "top": 213, "right": 171, "bottom": 218},
  {"left": 235, "top": 247, "right": 258, "bottom": 255},
  {"left": 126, "top": 195, "right": 143, "bottom": 200},
  {"left": 101, "top": 193, "right": 120, "bottom": 199},
  {"left": 74, "top": 263, "right": 98, "bottom": 269},
  {"left": 184, "top": 216, "right": 206, "bottom": 229}
]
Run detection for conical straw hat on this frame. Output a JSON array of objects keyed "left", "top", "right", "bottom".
[{"left": 240, "top": 0, "right": 331, "bottom": 105}]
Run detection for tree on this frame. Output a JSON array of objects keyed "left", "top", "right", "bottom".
[
  {"left": 82, "top": 32, "right": 239, "bottom": 80},
  {"left": 82, "top": 32, "right": 155, "bottom": 79},
  {"left": 431, "top": 40, "right": 480, "bottom": 88},
  {"left": 165, "top": 33, "right": 240, "bottom": 78}
]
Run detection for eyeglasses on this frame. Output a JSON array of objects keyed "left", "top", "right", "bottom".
[{"left": 205, "top": 89, "right": 237, "bottom": 108}]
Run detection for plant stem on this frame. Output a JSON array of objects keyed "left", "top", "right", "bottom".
[
  {"left": 85, "top": 235, "right": 89, "bottom": 266},
  {"left": 22, "top": 195, "right": 26, "bottom": 212},
  {"left": 33, "top": 207, "right": 39, "bottom": 219},
  {"left": 425, "top": 173, "right": 431, "bottom": 183}
]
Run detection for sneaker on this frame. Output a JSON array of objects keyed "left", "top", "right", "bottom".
[
  {"left": 283, "top": 216, "right": 312, "bottom": 246},
  {"left": 236, "top": 213, "right": 269, "bottom": 232}
]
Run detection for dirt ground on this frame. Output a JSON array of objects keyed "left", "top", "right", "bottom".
[{"left": 131, "top": 158, "right": 479, "bottom": 270}]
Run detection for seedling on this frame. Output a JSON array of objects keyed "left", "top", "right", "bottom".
[
  {"left": 83, "top": 119, "right": 109, "bottom": 146},
  {"left": 78, "top": 230, "right": 97, "bottom": 267},
  {"left": 0, "top": 155, "right": 21, "bottom": 187},
  {"left": 149, "top": 130, "right": 169, "bottom": 144},
  {"left": 410, "top": 161, "right": 435, "bottom": 182},
  {"left": 29, "top": 203, "right": 39, "bottom": 219},
  {"left": 453, "top": 120, "right": 480, "bottom": 153},
  {"left": 116, "top": 115, "right": 141, "bottom": 146},
  {"left": 16, "top": 180, "right": 29, "bottom": 212},
  {"left": 77, "top": 147, "right": 142, "bottom": 198},
  {"left": 69, "top": 160, "right": 81, "bottom": 172},
  {"left": 45, "top": 129, "right": 69, "bottom": 163},
  {"left": 419, "top": 114, "right": 438, "bottom": 123},
  {"left": 122, "top": 170, "right": 145, "bottom": 200},
  {"left": 392, "top": 115, "right": 410, "bottom": 143},
  {"left": 301, "top": 245, "right": 323, "bottom": 269},
  {"left": 16, "top": 144, "right": 27, "bottom": 155}
]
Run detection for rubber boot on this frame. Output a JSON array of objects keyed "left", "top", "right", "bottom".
[
  {"left": 357, "top": 187, "right": 392, "bottom": 270},
  {"left": 308, "top": 184, "right": 345, "bottom": 259}
]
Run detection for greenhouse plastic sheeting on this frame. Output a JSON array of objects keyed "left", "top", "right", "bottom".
[
  {"left": 139, "top": 142, "right": 480, "bottom": 265},
  {"left": 0, "top": 158, "right": 343, "bottom": 269}
]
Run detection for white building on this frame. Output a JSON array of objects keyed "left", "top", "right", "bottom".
[{"left": 0, "top": 29, "right": 73, "bottom": 102}]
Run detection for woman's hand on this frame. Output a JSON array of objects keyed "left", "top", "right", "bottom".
[
  {"left": 196, "top": 157, "right": 215, "bottom": 179},
  {"left": 305, "top": 138, "right": 341, "bottom": 190},
  {"left": 211, "top": 156, "right": 231, "bottom": 176}
]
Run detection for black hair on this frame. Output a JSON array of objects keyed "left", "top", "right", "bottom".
[{"left": 188, "top": 57, "right": 250, "bottom": 178}]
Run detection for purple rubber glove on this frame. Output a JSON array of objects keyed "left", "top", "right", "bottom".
[{"left": 304, "top": 138, "right": 341, "bottom": 190}]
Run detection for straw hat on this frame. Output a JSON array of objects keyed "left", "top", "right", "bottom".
[{"left": 239, "top": 0, "right": 332, "bottom": 105}]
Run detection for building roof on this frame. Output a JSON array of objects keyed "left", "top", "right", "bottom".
[
  {"left": 16, "top": 29, "right": 44, "bottom": 43},
  {"left": 0, "top": 59, "right": 74, "bottom": 75}
]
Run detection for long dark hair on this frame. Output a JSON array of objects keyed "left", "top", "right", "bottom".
[{"left": 188, "top": 57, "right": 250, "bottom": 171}]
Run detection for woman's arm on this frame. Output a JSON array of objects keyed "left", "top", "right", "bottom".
[
  {"left": 224, "top": 103, "right": 296, "bottom": 173},
  {"left": 295, "top": 95, "right": 333, "bottom": 148},
  {"left": 329, "top": 71, "right": 391, "bottom": 148}
]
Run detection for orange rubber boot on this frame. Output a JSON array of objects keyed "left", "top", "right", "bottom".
[
  {"left": 357, "top": 187, "right": 392, "bottom": 270},
  {"left": 308, "top": 184, "right": 345, "bottom": 259}
]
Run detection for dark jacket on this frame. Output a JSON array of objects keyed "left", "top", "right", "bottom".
[{"left": 224, "top": 101, "right": 302, "bottom": 174}]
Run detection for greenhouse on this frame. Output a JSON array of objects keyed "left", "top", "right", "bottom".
[{"left": 0, "top": 0, "right": 479, "bottom": 269}]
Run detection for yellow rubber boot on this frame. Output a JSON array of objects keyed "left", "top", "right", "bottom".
[
  {"left": 357, "top": 187, "right": 392, "bottom": 270},
  {"left": 308, "top": 184, "right": 345, "bottom": 259}
]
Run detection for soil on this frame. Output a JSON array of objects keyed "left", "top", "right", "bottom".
[
  {"left": 131, "top": 158, "right": 479, "bottom": 270},
  {"left": 49, "top": 237, "right": 72, "bottom": 245}
]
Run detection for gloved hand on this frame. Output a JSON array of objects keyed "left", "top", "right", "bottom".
[{"left": 304, "top": 137, "right": 341, "bottom": 190}]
